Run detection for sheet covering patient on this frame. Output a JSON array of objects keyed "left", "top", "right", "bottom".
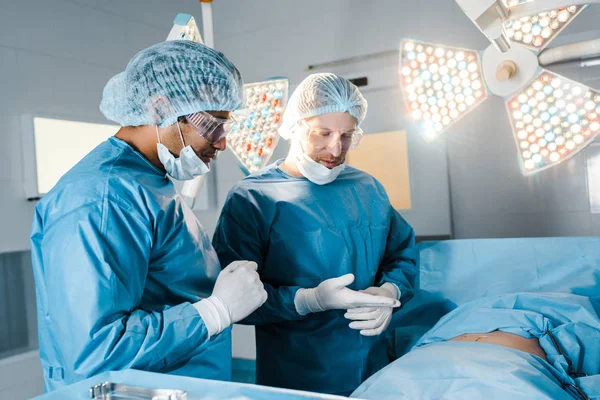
[{"left": 352, "top": 293, "right": 600, "bottom": 400}]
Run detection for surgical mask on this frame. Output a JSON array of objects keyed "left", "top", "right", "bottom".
[
  {"left": 295, "top": 151, "right": 345, "bottom": 185},
  {"left": 156, "top": 122, "right": 210, "bottom": 181}
]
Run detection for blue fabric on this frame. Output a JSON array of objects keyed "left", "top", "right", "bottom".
[
  {"left": 352, "top": 293, "right": 600, "bottom": 399},
  {"left": 391, "top": 237, "right": 600, "bottom": 357},
  {"left": 31, "top": 137, "right": 231, "bottom": 392},
  {"left": 353, "top": 342, "right": 576, "bottom": 399},
  {"left": 33, "top": 369, "right": 349, "bottom": 400},
  {"left": 212, "top": 160, "right": 418, "bottom": 395},
  {"left": 100, "top": 40, "right": 244, "bottom": 127}
]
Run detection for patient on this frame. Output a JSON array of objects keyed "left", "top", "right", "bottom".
[
  {"left": 352, "top": 293, "right": 599, "bottom": 400},
  {"left": 449, "top": 330, "right": 548, "bottom": 361}
]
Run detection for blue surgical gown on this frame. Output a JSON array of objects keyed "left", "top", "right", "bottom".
[
  {"left": 212, "top": 161, "right": 418, "bottom": 395},
  {"left": 31, "top": 137, "right": 231, "bottom": 392}
]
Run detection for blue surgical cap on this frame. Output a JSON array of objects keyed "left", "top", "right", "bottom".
[
  {"left": 100, "top": 40, "right": 244, "bottom": 127},
  {"left": 279, "top": 73, "right": 368, "bottom": 139}
]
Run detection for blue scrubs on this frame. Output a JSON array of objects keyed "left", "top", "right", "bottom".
[
  {"left": 31, "top": 137, "right": 231, "bottom": 392},
  {"left": 213, "top": 161, "right": 418, "bottom": 395}
]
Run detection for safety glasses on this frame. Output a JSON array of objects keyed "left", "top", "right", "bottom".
[
  {"left": 298, "top": 120, "right": 363, "bottom": 152},
  {"left": 186, "top": 111, "right": 238, "bottom": 144}
]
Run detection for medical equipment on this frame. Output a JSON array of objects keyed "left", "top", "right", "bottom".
[
  {"left": 156, "top": 122, "right": 211, "bottom": 181},
  {"left": 100, "top": 40, "right": 243, "bottom": 128},
  {"left": 298, "top": 120, "right": 363, "bottom": 152},
  {"left": 506, "top": 70, "right": 600, "bottom": 173},
  {"left": 455, "top": 0, "right": 597, "bottom": 53},
  {"left": 35, "top": 369, "right": 351, "bottom": 399},
  {"left": 399, "top": 41, "right": 488, "bottom": 142},
  {"left": 344, "top": 284, "right": 400, "bottom": 336},
  {"left": 401, "top": 1, "right": 600, "bottom": 175},
  {"left": 187, "top": 112, "right": 237, "bottom": 144},
  {"left": 227, "top": 79, "right": 289, "bottom": 174},
  {"left": 194, "top": 260, "right": 267, "bottom": 338},
  {"left": 294, "top": 274, "right": 399, "bottom": 316},
  {"left": 90, "top": 382, "right": 187, "bottom": 400},
  {"left": 166, "top": 13, "right": 203, "bottom": 44}
]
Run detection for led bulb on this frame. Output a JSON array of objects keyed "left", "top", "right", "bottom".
[
  {"left": 506, "top": 69, "right": 600, "bottom": 175},
  {"left": 400, "top": 40, "right": 487, "bottom": 140},
  {"left": 503, "top": 4, "right": 586, "bottom": 50},
  {"left": 227, "top": 79, "right": 288, "bottom": 173}
]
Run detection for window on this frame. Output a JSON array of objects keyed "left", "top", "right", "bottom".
[{"left": 22, "top": 115, "right": 117, "bottom": 199}]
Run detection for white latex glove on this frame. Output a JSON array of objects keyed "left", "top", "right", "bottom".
[
  {"left": 294, "top": 274, "right": 400, "bottom": 316},
  {"left": 194, "top": 261, "right": 267, "bottom": 337},
  {"left": 344, "top": 283, "right": 401, "bottom": 336}
]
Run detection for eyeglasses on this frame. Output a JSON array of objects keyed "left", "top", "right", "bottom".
[
  {"left": 298, "top": 120, "right": 363, "bottom": 152},
  {"left": 186, "top": 111, "right": 238, "bottom": 144}
]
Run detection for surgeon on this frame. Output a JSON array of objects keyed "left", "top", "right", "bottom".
[
  {"left": 212, "top": 73, "right": 418, "bottom": 396},
  {"left": 30, "top": 40, "right": 267, "bottom": 392}
]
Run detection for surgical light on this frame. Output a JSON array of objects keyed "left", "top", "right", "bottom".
[
  {"left": 166, "top": 13, "right": 203, "bottom": 43},
  {"left": 400, "top": 0, "right": 600, "bottom": 175},
  {"left": 503, "top": 3, "right": 587, "bottom": 51},
  {"left": 227, "top": 79, "right": 289, "bottom": 174},
  {"left": 400, "top": 40, "right": 488, "bottom": 141},
  {"left": 507, "top": 70, "right": 600, "bottom": 174}
]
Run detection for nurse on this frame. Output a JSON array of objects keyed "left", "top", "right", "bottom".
[{"left": 31, "top": 40, "right": 267, "bottom": 391}]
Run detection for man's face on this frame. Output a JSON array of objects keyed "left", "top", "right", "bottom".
[
  {"left": 298, "top": 112, "right": 359, "bottom": 169},
  {"left": 162, "top": 111, "right": 231, "bottom": 165}
]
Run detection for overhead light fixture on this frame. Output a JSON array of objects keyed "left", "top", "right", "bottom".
[
  {"left": 227, "top": 79, "right": 289, "bottom": 174},
  {"left": 507, "top": 70, "right": 600, "bottom": 174},
  {"left": 454, "top": 0, "right": 595, "bottom": 53},
  {"left": 400, "top": 40, "right": 488, "bottom": 141},
  {"left": 166, "top": 13, "right": 203, "bottom": 43},
  {"left": 400, "top": 0, "right": 600, "bottom": 175},
  {"left": 503, "top": 3, "right": 587, "bottom": 51}
]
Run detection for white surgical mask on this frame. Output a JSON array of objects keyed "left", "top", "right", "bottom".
[
  {"left": 156, "top": 122, "right": 210, "bottom": 181},
  {"left": 295, "top": 151, "right": 345, "bottom": 185}
]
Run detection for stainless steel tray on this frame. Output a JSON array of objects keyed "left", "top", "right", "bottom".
[{"left": 90, "top": 382, "right": 187, "bottom": 400}]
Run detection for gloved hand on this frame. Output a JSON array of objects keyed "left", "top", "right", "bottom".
[
  {"left": 194, "top": 261, "right": 268, "bottom": 337},
  {"left": 294, "top": 274, "right": 400, "bottom": 316},
  {"left": 344, "top": 283, "right": 401, "bottom": 336}
]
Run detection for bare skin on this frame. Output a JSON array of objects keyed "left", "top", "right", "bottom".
[
  {"left": 280, "top": 112, "right": 357, "bottom": 176},
  {"left": 450, "top": 331, "right": 548, "bottom": 361},
  {"left": 115, "top": 111, "right": 231, "bottom": 172}
]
